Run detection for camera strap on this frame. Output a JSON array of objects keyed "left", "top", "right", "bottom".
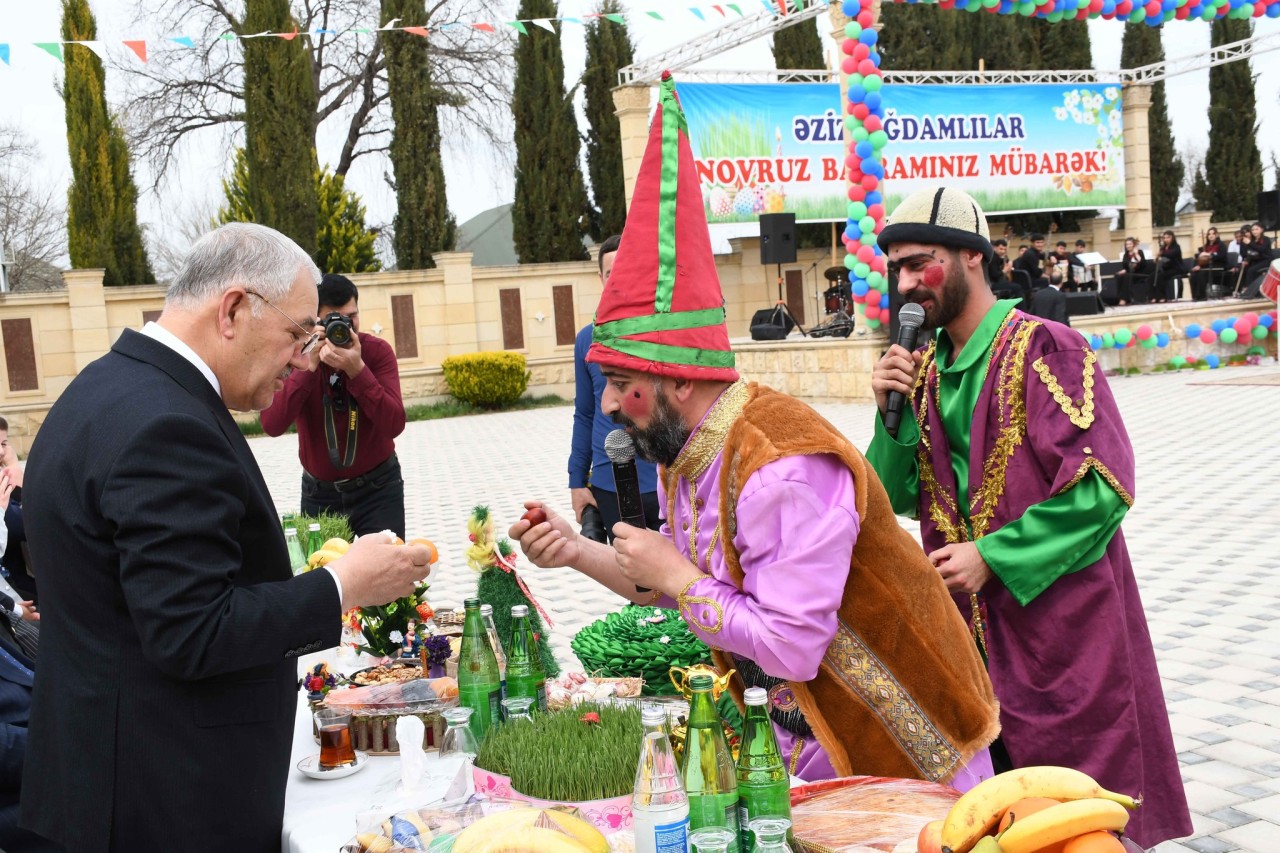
[{"left": 322, "top": 387, "right": 359, "bottom": 470}]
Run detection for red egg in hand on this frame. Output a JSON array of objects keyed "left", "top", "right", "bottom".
[{"left": 521, "top": 508, "right": 547, "bottom": 527}]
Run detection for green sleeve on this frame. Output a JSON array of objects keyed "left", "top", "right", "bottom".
[
  {"left": 975, "top": 469, "right": 1128, "bottom": 606},
  {"left": 865, "top": 412, "right": 921, "bottom": 518}
]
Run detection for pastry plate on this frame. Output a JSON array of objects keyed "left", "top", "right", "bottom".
[{"left": 297, "top": 751, "right": 370, "bottom": 780}]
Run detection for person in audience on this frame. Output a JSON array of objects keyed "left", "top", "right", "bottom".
[
  {"left": 1050, "top": 241, "right": 1075, "bottom": 291},
  {"left": 1013, "top": 233, "right": 1049, "bottom": 294},
  {"left": 1190, "top": 227, "right": 1228, "bottom": 300},
  {"left": 1070, "top": 239, "right": 1095, "bottom": 290},
  {"left": 1030, "top": 270, "right": 1071, "bottom": 326},
  {"left": 1238, "top": 222, "right": 1274, "bottom": 296},
  {"left": 987, "top": 239, "right": 1020, "bottom": 300},
  {"left": 1153, "top": 231, "right": 1183, "bottom": 303},
  {"left": 1227, "top": 228, "right": 1245, "bottom": 257},
  {"left": 1114, "top": 237, "right": 1146, "bottom": 306}
]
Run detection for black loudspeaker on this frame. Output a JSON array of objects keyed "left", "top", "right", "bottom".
[
  {"left": 1258, "top": 190, "right": 1280, "bottom": 231},
  {"left": 759, "top": 213, "right": 797, "bottom": 266},
  {"left": 1066, "top": 291, "right": 1105, "bottom": 317},
  {"left": 749, "top": 307, "right": 794, "bottom": 341}
]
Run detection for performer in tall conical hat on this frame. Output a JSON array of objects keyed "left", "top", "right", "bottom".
[{"left": 514, "top": 77, "right": 999, "bottom": 789}]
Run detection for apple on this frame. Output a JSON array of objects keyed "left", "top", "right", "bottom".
[
  {"left": 917, "top": 819, "right": 943, "bottom": 853},
  {"left": 521, "top": 507, "right": 547, "bottom": 527}
]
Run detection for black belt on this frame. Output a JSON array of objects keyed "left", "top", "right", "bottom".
[{"left": 304, "top": 455, "right": 397, "bottom": 494}]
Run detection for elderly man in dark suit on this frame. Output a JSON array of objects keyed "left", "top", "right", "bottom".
[
  {"left": 20, "top": 223, "right": 433, "bottom": 851},
  {"left": 1029, "top": 272, "right": 1071, "bottom": 327}
]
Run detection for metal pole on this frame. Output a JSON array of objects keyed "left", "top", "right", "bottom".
[{"left": 0, "top": 230, "right": 10, "bottom": 293}]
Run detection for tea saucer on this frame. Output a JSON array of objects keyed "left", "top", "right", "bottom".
[{"left": 297, "top": 751, "right": 369, "bottom": 780}]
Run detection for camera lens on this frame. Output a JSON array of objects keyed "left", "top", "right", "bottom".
[{"left": 323, "top": 313, "right": 353, "bottom": 348}]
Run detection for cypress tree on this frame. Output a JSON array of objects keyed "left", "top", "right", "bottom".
[
  {"left": 382, "top": 0, "right": 455, "bottom": 270},
  {"left": 583, "top": 0, "right": 635, "bottom": 241},
  {"left": 1120, "top": 24, "right": 1182, "bottom": 227},
  {"left": 242, "top": 0, "right": 319, "bottom": 255},
  {"left": 512, "top": 0, "right": 590, "bottom": 263},
  {"left": 1197, "top": 18, "right": 1262, "bottom": 220},
  {"left": 61, "top": 0, "right": 153, "bottom": 285},
  {"left": 1030, "top": 18, "right": 1093, "bottom": 70},
  {"left": 772, "top": 14, "right": 825, "bottom": 70},
  {"left": 878, "top": 5, "right": 962, "bottom": 72}
]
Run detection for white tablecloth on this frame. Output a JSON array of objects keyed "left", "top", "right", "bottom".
[{"left": 283, "top": 651, "right": 462, "bottom": 853}]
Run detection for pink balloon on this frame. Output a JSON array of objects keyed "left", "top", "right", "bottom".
[
  {"left": 1144, "top": 0, "right": 1160, "bottom": 14},
  {"left": 857, "top": 11, "right": 874, "bottom": 26},
  {"left": 1244, "top": 312, "right": 1260, "bottom": 325},
  {"left": 865, "top": 304, "right": 880, "bottom": 322},
  {"left": 853, "top": 43, "right": 869, "bottom": 61},
  {"left": 1136, "top": 324, "right": 1153, "bottom": 340},
  {"left": 852, "top": 103, "right": 870, "bottom": 120},
  {"left": 1199, "top": 329, "right": 1216, "bottom": 344},
  {"left": 842, "top": 57, "right": 857, "bottom": 75},
  {"left": 858, "top": 59, "right": 876, "bottom": 76}
]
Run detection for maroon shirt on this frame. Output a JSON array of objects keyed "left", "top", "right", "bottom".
[{"left": 260, "top": 332, "right": 405, "bottom": 481}]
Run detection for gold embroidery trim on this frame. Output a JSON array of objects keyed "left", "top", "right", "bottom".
[
  {"left": 641, "top": 589, "right": 664, "bottom": 606},
  {"left": 1057, "top": 456, "right": 1134, "bottom": 507},
  {"left": 677, "top": 576, "right": 724, "bottom": 635},
  {"left": 1032, "top": 348, "right": 1096, "bottom": 430},
  {"left": 788, "top": 737, "right": 805, "bottom": 776},
  {"left": 822, "top": 619, "right": 961, "bottom": 782},
  {"left": 666, "top": 380, "right": 751, "bottom": 484}
]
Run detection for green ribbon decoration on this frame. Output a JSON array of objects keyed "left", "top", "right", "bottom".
[
  {"left": 593, "top": 307, "right": 726, "bottom": 343},
  {"left": 595, "top": 338, "right": 736, "bottom": 369},
  {"left": 655, "top": 75, "right": 687, "bottom": 315}
]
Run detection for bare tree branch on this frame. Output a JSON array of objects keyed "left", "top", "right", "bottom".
[{"left": 1, "top": 125, "right": 67, "bottom": 291}]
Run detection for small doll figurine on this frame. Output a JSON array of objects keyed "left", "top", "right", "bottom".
[
  {"left": 401, "top": 619, "right": 419, "bottom": 658},
  {"left": 303, "top": 663, "right": 336, "bottom": 702}
]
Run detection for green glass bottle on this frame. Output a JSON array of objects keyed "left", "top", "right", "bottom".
[
  {"left": 505, "top": 605, "right": 546, "bottom": 711},
  {"left": 682, "top": 674, "right": 741, "bottom": 851},
  {"left": 457, "top": 598, "right": 502, "bottom": 742},
  {"left": 306, "top": 522, "right": 324, "bottom": 558},
  {"left": 736, "top": 687, "right": 793, "bottom": 850}
]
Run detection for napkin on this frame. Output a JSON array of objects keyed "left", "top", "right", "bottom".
[{"left": 396, "top": 715, "right": 427, "bottom": 793}]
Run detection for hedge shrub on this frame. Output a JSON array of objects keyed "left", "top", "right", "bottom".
[{"left": 441, "top": 351, "right": 530, "bottom": 408}]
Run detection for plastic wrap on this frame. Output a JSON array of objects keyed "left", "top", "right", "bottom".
[
  {"left": 789, "top": 776, "right": 961, "bottom": 853},
  {"left": 323, "top": 677, "right": 458, "bottom": 755}
]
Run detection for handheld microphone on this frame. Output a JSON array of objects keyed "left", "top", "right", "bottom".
[
  {"left": 883, "top": 302, "right": 927, "bottom": 439},
  {"left": 604, "top": 429, "right": 651, "bottom": 594}
]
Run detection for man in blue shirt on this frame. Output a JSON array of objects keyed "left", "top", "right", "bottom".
[{"left": 569, "top": 235, "right": 662, "bottom": 541}]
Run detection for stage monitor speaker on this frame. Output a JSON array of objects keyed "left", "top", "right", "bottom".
[
  {"left": 1258, "top": 190, "right": 1280, "bottom": 231},
  {"left": 1066, "top": 291, "right": 1105, "bottom": 317},
  {"left": 749, "top": 307, "right": 794, "bottom": 341},
  {"left": 759, "top": 213, "right": 797, "bottom": 266}
]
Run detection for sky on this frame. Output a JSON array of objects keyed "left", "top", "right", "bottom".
[{"left": 1, "top": 0, "right": 1277, "bottom": 268}]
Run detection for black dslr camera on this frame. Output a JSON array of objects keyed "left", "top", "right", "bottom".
[{"left": 321, "top": 312, "right": 355, "bottom": 348}]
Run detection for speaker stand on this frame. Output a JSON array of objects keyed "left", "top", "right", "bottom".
[{"left": 769, "top": 264, "right": 806, "bottom": 337}]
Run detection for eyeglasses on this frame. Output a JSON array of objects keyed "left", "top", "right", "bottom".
[{"left": 245, "top": 290, "right": 320, "bottom": 355}]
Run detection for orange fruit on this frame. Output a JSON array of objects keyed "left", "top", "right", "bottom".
[
  {"left": 998, "top": 797, "right": 1063, "bottom": 834},
  {"left": 1061, "top": 831, "right": 1125, "bottom": 853},
  {"left": 391, "top": 536, "right": 404, "bottom": 546},
  {"left": 407, "top": 537, "right": 438, "bottom": 564}
]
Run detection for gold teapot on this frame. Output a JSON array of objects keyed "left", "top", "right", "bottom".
[{"left": 669, "top": 664, "right": 736, "bottom": 700}]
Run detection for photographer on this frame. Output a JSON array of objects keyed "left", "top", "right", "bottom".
[{"left": 261, "top": 274, "right": 407, "bottom": 537}]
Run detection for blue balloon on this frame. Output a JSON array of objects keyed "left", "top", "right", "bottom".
[
  {"left": 1227, "top": 315, "right": 1237, "bottom": 324},
  {"left": 1102, "top": 0, "right": 1116, "bottom": 11},
  {"left": 1090, "top": 335, "right": 1103, "bottom": 350},
  {"left": 843, "top": 0, "right": 862, "bottom": 14},
  {"left": 1113, "top": 340, "right": 1126, "bottom": 349},
  {"left": 852, "top": 280, "right": 870, "bottom": 297},
  {"left": 1268, "top": 2, "right": 1280, "bottom": 17},
  {"left": 859, "top": 29, "right": 878, "bottom": 46},
  {"left": 881, "top": 294, "right": 890, "bottom": 309},
  {"left": 1156, "top": 332, "right": 1169, "bottom": 347},
  {"left": 848, "top": 86, "right": 865, "bottom": 104},
  {"left": 864, "top": 92, "right": 882, "bottom": 110},
  {"left": 1211, "top": 318, "right": 1228, "bottom": 332},
  {"left": 861, "top": 158, "right": 880, "bottom": 175},
  {"left": 1185, "top": 323, "right": 1201, "bottom": 338},
  {"left": 846, "top": 225, "right": 862, "bottom": 240},
  {"left": 1205, "top": 354, "right": 1221, "bottom": 368},
  {"left": 1145, "top": 14, "right": 1163, "bottom": 24},
  {"left": 865, "top": 191, "right": 883, "bottom": 206},
  {"left": 855, "top": 141, "right": 873, "bottom": 158},
  {"left": 1261, "top": 314, "right": 1275, "bottom": 328}
]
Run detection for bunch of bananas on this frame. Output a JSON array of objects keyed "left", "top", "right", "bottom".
[
  {"left": 924, "top": 766, "right": 1140, "bottom": 853},
  {"left": 351, "top": 807, "right": 608, "bottom": 853}
]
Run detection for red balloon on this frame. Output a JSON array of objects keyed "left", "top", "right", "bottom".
[
  {"left": 845, "top": 153, "right": 860, "bottom": 170},
  {"left": 863, "top": 115, "right": 883, "bottom": 133},
  {"left": 1199, "top": 329, "right": 1216, "bottom": 344},
  {"left": 848, "top": 186, "right": 867, "bottom": 202},
  {"left": 1234, "top": 319, "right": 1251, "bottom": 335},
  {"left": 853, "top": 43, "right": 870, "bottom": 61},
  {"left": 857, "top": 11, "right": 874, "bottom": 26},
  {"left": 865, "top": 304, "right": 881, "bottom": 322},
  {"left": 870, "top": 256, "right": 887, "bottom": 273},
  {"left": 861, "top": 175, "right": 879, "bottom": 191},
  {"left": 939, "top": 0, "right": 956, "bottom": 8},
  {"left": 1244, "top": 311, "right": 1261, "bottom": 324},
  {"left": 857, "top": 245, "right": 875, "bottom": 263},
  {"left": 842, "top": 57, "right": 857, "bottom": 75},
  {"left": 1115, "top": 0, "right": 1132, "bottom": 13},
  {"left": 858, "top": 59, "right": 876, "bottom": 76},
  {"left": 842, "top": 39, "right": 856, "bottom": 56},
  {"left": 868, "top": 203, "right": 885, "bottom": 219},
  {"left": 1254, "top": 2, "right": 1266, "bottom": 16},
  {"left": 1144, "top": 0, "right": 1160, "bottom": 14},
  {"left": 1136, "top": 324, "right": 1153, "bottom": 340},
  {"left": 1175, "top": 3, "right": 1191, "bottom": 17},
  {"left": 852, "top": 103, "right": 870, "bottom": 120}
]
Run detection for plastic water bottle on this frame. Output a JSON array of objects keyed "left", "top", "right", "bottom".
[
  {"left": 284, "top": 528, "right": 307, "bottom": 574},
  {"left": 633, "top": 705, "right": 690, "bottom": 853},
  {"left": 479, "top": 603, "right": 508, "bottom": 700}
]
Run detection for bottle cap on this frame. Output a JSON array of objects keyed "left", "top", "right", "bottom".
[
  {"left": 511, "top": 605, "right": 529, "bottom": 618},
  {"left": 284, "top": 527, "right": 298, "bottom": 537},
  {"left": 480, "top": 604, "right": 494, "bottom": 616},
  {"left": 464, "top": 598, "right": 480, "bottom": 609},
  {"left": 743, "top": 687, "right": 768, "bottom": 706},
  {"left": 308, "top": 523, "right": 321, "bottom": 531},
  {"left": 641, "top": 705, "right": 667, "bottom": 726},
  {"left": 689, "top": 673, "right": 715, "bottom": 691}
]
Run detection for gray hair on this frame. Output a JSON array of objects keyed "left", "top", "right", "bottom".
[{"left": 166, "top": 222, "right": 321, "bottom": 312}]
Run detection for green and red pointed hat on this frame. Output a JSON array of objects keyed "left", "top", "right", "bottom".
[{"left": 587, "top": 71, "right": 738, "bottom": 383}]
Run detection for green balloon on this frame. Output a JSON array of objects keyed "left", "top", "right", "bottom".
[
  {"left": 1162, "top": 9, "right": 1175, "bottom": 20},
  {"left": 860, "top": 215, "right": 876, "bottom": 232},
  {"left": 869, "top": 130, "right": 888, "bottom": 148},
  {"left": 844, "top": 116, "right": 861, "bottom": 133},
  {"left": 1170, "top": 355, "right": 1187, "bottom": 368},
  {"left": 965, "top": 0, "right": 982, "bottom": 10},
  {"left": 853, "top": 263, "right": 871, "bottom": 280},
  {"left": 852, "top": 127, "right": 870, "bottom": 142},
  {"left": 1128, "top": 8, "right": 1145, "bottom": 21},
  {"left": 845, "top": 22, "right": 862, "bottom": 38},
  {"left": 864, "top": 75, "right": 883, "bottom": 93},
  {"left": 847, "top": 73, "right": 864, "bottom": 89},
  {"left": 1253, "top": 325, "right": 1269, "bottom": 340},
  {"left": 1047, "top": 9, "right": 1065, "bottom": 21},
  {"left": 1102, "top": 333, "right": 1115, "bottom": 348},
  {"left": 1115, "top": 327, "right": 1133, "bottom": 345},
  {"left": 1019, "top": 2, "right": 1036, "bottom": 15},
  {"left": 860, "top": 232, "right": 877, "bottom": 246},
  {"left": 1220, "top": 328, "right": 1238, "bottom": 344},
  {"left": 1200, "top": 6, "right": 1216, "bottom": 19},
  {"left": 982, "top": 0, "right": 1000, "bottom": 7},
  {"left": 849, "top": 202, "right": 868, "bottom": 220},
  {"left": 1140, "top": 337, "right": 1158, "bottom": 349},
  {"left": 865, "top": 317, "right": 881, "bottom": 329},
  {"left": 867, "top": 271, "right": 885, "bottom": 288}
]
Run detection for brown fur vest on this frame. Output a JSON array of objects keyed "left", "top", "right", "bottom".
[{"left": 708, "top": 384, "right": 999, "bottom": 782}]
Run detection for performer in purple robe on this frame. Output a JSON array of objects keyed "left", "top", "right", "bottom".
[{"left": 868, "top": 186, "right": 1192, "bottom": 849}]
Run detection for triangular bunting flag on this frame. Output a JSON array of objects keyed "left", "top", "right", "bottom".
[
  {"left": 379, "top": 17, "right": 401, "bottom": 30},
  {"left": 219, "top": 33, "right": 238, "bottom": 40},
  {"left": 562, "top": 16, "right": 582, "bottom": 23},
  {"left": 727, "top": 3, "right": 743, "bottom": 14},
  {"left": 0, "top": 44, "right": 9, "bottom": 65},
  {"left": 312, "top": 28, "right": 338, "bottom": 35},
  {"left": 76, "top": 41, "right": 108, "bottom": 60},
  {"left": 604, "top": 13, "right": 625, "bottom": 23},
  {"left": 34, "top": 42, "right": 63, "bottom": 62},
  {"left": 507, "top": 20, "right": 529, "bottom": 34},
  {"left": 403, "top": 26, "right": 429, "bottom": 37},
  {"left": 530, "top": 18, "right": 555, "bottom": 31},
  {"left": 690, "top": 8, "right": 706, "bottom": 20},
  {"left": 712, "top": 4, "right": 726, "bottom": 15},
  {"left": 471, "top": 22, "right": 496, "bottom": 31},
  {"left": 646, "top": 11, "right": 664, "bottom": 19},
  {"left": 123, "top": 40, "right": 147, "bottom": 62},
  {"left": 170, "top": 36, "right": 195, "bottom": 48},
  {"left": 352, "top": 28, "right": 372, "bottom": 34},
  {"left": 275, "top": 27, "right": 299, "bottom": 40}
]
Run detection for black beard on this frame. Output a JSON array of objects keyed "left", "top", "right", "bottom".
[{"left": 611, "top": 387, "right": 690, "bottom": 468}]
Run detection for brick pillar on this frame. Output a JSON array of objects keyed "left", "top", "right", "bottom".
[
  {"left": 1121, "top": 84, "right": 1153, "bottom": 249},
  {"left": 434, "top": 252, "right": 478, "bottom": 350},
  {"left": 64, "top": 268, "right": 110, "bottom": 373},
  {"left": 612, "top": 84, "right": 652, "bottom": 212}
]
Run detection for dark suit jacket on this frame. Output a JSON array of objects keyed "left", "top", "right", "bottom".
[
  {"left": 1029, "top": 285, "right": 1070, "bottom": 327},
  {"left": 20, "top": 330, "right": 340, "bottom": 852}
]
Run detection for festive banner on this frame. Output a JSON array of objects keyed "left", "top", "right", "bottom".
[
  {"left": 678, "top": 82, "right": 848, "bottom": 224},
  {"left": 880, "top": 83, "right": 1126, "bottom": 213},
  {"left": 676, "top": 81, "right": 1125, "bottom": 224}
]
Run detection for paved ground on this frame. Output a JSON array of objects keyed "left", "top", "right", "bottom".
[{"left": 251, "top": 363, "right": 1280, "bottom": 852}]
